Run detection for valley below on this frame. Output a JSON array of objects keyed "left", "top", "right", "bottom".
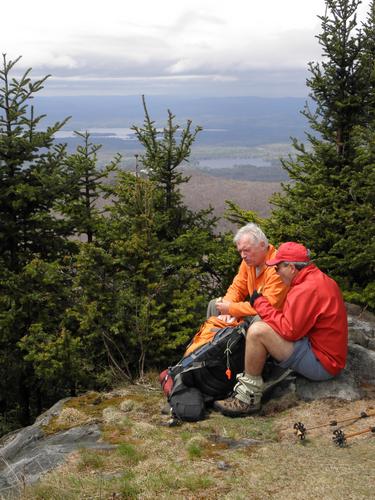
[{"left": 180, "top": 168, "right": 283, "bottom": 232}]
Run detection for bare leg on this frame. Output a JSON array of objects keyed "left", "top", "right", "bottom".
[{"left": 245, "top": 320, "right": 294, "bottom": 375}]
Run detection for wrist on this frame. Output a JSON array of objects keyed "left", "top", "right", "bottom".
[{"left": 249, "top": 290, "right": 263, "bottom": 307}]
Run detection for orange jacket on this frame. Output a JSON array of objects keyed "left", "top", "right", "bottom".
[{"left": 224, "top": 244, "right": 288, "bottom": 319}]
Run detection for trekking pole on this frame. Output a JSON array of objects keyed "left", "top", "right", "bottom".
[
  {"left": 332, "top": 426, "right": 375, "bottom": 447},
  {"left": 293, "top": 410, "right": 375, "bottom": 440}
]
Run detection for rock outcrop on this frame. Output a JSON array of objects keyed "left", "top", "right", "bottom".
[{"left": 0, "top": 398, "right": 115, "bottom": 496}]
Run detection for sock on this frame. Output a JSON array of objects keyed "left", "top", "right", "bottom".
[{"left": 234, "top": 373, "right": 264, "bottom": 404}]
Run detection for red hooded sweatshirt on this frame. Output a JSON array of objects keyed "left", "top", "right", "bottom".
[{"left": 254, "top": 264, "right": 348, "bottom": 375}]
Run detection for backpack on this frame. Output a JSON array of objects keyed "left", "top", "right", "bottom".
[{"left": 159, "top": 318, "right": 248, "bottom": 422}]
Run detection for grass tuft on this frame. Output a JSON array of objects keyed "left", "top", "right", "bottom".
[
  {"left": 77, "top": 448, "right": 106, "bottom": 470},
  {"left": 117, "top": 442, "right": 143, "bottom": 465},
  {"left": 120, "top": 471, "right": 140, "bottom": 499},
  {"left": 186, "top": 441, "right": 202, "bottom": 459}
]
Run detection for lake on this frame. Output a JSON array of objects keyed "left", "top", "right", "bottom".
[
  {"left": 54, "top": 128, "right": 275, "bottom": 168},
  {"left": 197, "top": 157, "right": 272, "bottom": 169}
]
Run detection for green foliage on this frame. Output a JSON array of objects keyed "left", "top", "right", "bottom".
[
  {"left": 0, "top": 55, "right": 72, "bottom": 271},
  {"left": 17, "top": 259, "right": 81, "bottom": 385},
  {"left": 0, "top": 257, "right": 81, "bottom": 428},
  {"left": 132, "top": 95, "right": 203, "bottom": 240},
  {"left": 0, "top": 55, "right": 77, "bottom": 427},
  {"left": 73, "top": 169, "right": 227, "bottom": 376},
  {"left": 117, "top": 442, "right": 143, "bottom": 464},
  {"left": 57, "top": 131, "right": 122, "bottom": 242},
  {"left": 267, "top": 0, "right": 375, "bottom": 309},
  {"left": 66, "top": 242, "right": 134, "bottom": 383},
  {"left": 224, "top": 200, "right": 268, "bottom": 232},
  {"left": 303, "top": 0, "right": 367, "bottom": 156}
]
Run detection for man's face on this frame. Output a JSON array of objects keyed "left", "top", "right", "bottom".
[
  {"left": 236, "top": 236, "right": 267, "bottom": 267},
  {"left": 275, "top": 262, "right": 295, "bottom": 285}
]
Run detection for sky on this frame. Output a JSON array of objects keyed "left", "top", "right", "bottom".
[{"left": 1, "top": 0, "right": 371, "bottom": 97}]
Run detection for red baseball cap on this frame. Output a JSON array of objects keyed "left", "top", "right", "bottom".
[{"left": 266, "top": 242, "right": 310, "bottom": 266}]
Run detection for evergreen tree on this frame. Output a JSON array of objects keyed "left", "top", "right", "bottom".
[
  {"left": 334, "top": 124, "right": 375, "bottom": 307},
  {"left": 131, "top": 95, "right": 203, "bottom": 240},
  {"left": 361, "top": 1, "right": 375, "bottom": 122},
  {"left": 0, "top": 55, "right": 71, "bottom": 270},
  {"left": 57, "top": 131, "right": 122, "bottom": 242},
  {"left": 267, "top": 0, "right": 375, "bottom": 308},
  {"left": 303, "top": 0, "right": 367, "bottom": 158},
  {"left": 0, "top": 55, "right": 73, "bottom": 427},
  {"left": 129, "top": 98, "right": 238, "bottom": 363}
]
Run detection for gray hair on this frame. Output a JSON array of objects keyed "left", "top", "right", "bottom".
[
  {"left": 233, "top": 223, "right": 268, "bottom": 246},
  {"left": 284, "top": 261, "right": 310, "bottom": 270}
]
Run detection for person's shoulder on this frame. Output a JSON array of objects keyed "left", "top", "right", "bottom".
[
  {"left": 308, "top": 266, "right": 343, "bottom": 296},
  {"left": 320, "top": 269, "right": 342, "bottom": 290},
  {"left": 310, "top": 265, "right": 335, "bottom": 283},
  {"left": 292, "top": 266, "right": 318, "bottom": 290}
]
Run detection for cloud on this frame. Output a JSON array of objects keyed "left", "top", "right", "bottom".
[
  {"left": 36, "top": 67, "right": 309, "bottom": 98},
  {"left": 1, "top": 0, "right": 371, "bottom": 96},
  {"left": 168, "top": 9, "right": 225, "bottom": 35}
]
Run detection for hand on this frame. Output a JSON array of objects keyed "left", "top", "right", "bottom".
[
  {"left": 249, "top": 289, "right": 262, "bottom": 307},
  {"left": 215, "top": 299, "right": 231, "bottom": 315}
]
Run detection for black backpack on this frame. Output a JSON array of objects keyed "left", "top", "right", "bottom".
[{"left": 160, "top": 321, "right": 248, "bottom": 422}]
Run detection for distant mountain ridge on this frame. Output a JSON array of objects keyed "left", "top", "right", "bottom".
[{"left": 35, "top": 95, "right": 309, "bottom": 147}]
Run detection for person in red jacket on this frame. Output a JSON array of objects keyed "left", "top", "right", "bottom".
[{"left": 214, "top": 242, "right": 348, "bottom": 417}]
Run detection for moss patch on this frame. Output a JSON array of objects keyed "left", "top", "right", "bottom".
[{"left": 42, "top": 390, "right": 142, "bottom": 435}]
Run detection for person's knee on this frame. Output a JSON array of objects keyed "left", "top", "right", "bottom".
[{"left": 247, "top": 320, "right": 273, "bottom": 339}]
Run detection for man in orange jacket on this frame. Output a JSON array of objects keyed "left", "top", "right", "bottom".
[
  {"left": 214, "top": 242, "right": 348, "bottom": 417},
  {"left": 207, "top": 223, "right": 288, "bottom": 322}
]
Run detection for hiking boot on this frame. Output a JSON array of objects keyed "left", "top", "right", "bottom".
[
  {"left": 214, "top": 395, "right": 260, "bottom": 417},
  {"left": 214, "top": 373, "right": 263, "bottom": 417}
]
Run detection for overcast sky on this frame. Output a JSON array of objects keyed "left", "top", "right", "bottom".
[{"left": 1, "top": 0, "right": 371, "bottom": 97}]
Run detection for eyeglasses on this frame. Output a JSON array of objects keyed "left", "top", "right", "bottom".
[{"left": 275, "top": 262, "right": 290, "bottom": 272}]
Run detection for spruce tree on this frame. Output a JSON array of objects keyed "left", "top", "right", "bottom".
[
  {"left": 268, "top": 0, "right": 375, "bottom": 307},
  {"left": 131, "top": 95, "right": 204, "bottom": 240},
  {"left": 0, "top": 55, "right": 70, "bottom": 270},
  {"left": 57, "top": 131, "right": 122, "bottom": 242},
  {"left": 0, "top": 55, "right": 73, "bottom": 427},
  {"left": 361, "top": 1, "right": 375, "bottom": 122}
]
